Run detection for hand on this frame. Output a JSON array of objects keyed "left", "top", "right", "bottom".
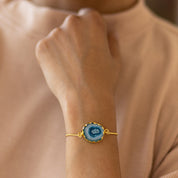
[{"left": 35, "top": 9, "right": 120, "bottom": 108}]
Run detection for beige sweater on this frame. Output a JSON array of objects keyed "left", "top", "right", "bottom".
[{"left": 0, "top": 0, "right": 177, "bottom": 177}]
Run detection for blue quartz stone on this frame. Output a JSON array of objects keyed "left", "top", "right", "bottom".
[{"left": 83, "top": 123, "right": 104, "bottom": 142}]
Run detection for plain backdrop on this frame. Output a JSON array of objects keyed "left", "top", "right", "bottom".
[{"left": 146, "top": 0, "right": 178, "bottom": 25}]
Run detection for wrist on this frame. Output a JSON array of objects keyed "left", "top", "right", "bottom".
[{"left": 59, "top": 90, "right": 117, "bottom": 133}]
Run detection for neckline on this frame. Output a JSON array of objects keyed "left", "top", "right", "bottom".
[{"left": 0, "top": 0, "right": 153, "bottom": 39}]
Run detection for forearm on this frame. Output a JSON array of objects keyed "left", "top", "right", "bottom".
[
  {"left": 36, "top": 7, "right": 121, "bottom": 178},
  {"left": 62, "top": 92, "right": 121, "bottom": 178}
]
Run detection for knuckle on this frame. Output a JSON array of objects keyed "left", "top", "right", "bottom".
[
  {"left": 35, "top": 38, "right": 49, "bottom": 57},
  {"left": 48, "top": 27, "right": 63, "bottom": 40},
  {"left": 61, "top": 15, "right": 81, "bottom": 29},
  {"left": 66, "top": 15, "right": 80, "bottom": 24},
  {"left": 50, "top": 27, "right": 61, "bottom": 36},
  {"left": 36, "top": 39, "right": 47, "bottom": 51}
]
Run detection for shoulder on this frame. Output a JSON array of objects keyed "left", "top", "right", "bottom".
[
  {"left": 154, "top": 16, "right": 178, "bottom": 36},
  {"left": 149, "top": 9, "right": 178, "bottom": 43}
]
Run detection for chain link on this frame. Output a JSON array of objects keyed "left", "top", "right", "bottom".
[{"left": 104, "top": 129, "right": 118, "bottom": 135}]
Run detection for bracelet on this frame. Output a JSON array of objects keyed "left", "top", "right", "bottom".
[{"left": 65, "top": 121, "right": 118, "bottom": 143}]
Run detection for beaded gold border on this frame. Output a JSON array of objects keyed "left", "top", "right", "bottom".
[{"left": 82, "top": 121, "right": 105, "bottom": 144}]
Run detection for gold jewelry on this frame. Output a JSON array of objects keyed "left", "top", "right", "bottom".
[{"left": 65, "top": 121, "right": 118, "bottom": 143}]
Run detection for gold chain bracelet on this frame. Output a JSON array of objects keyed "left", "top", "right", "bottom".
[{"left": 65, "top": 121, "right": 118, "bottom": 143}]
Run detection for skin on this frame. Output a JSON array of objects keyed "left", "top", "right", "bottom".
[
  {"left": 35, "top": 0, "right": 137, "bottom": 177},
  {"left": 31, "top": 0, "right": 137, "bottom": 13}
]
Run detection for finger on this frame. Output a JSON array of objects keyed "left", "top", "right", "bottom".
[
  {"left": 78, "top": 8, "right": 108, "bottom": 46},
  {"left": 78, "top": 8, "right": 107, "bottom": 33}
]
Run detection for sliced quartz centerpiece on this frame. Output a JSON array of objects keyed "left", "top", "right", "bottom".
[{"left": 83, "top": 122, "right": 104, "bottom": 143}]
